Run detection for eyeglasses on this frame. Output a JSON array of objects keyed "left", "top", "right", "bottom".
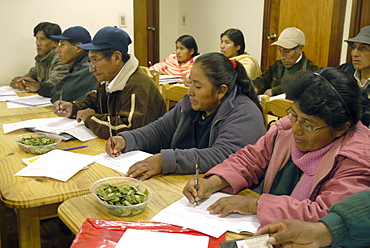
[
  {"left": 86, "top": 56, "right": 106, "bottom": 68},
  {"left": 286, "top": 107, "right": 331, "bottom": 132}
]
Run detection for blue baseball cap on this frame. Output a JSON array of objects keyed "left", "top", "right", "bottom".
[
  {"left": 77, "top": 26, "right": 132, "bottom": 53},
  {"left": 50, "top": 26, "right": 91, "bottom": 44}
]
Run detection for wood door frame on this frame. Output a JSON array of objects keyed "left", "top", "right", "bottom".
[
  {"left": 133, "top": 0, "right": 159, "bottom": 66},
  {"left": 261, "top": 0, "right": 346, "bottom": 70}
]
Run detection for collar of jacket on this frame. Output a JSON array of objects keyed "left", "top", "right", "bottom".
[
  {"left": 69, "top": 51, "right": 89, "bottom": 73},
  {"left": 34, "top": 47, "right": 57, "bottom": 63},
  {"left": 100, "top": 54, "right": 139, "bottom": 94}
]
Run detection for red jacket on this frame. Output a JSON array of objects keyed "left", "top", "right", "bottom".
[{"left": 205, "top": 116, "right": 370, "bottom": 226}]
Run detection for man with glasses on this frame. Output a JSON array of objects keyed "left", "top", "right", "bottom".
[
  {"left": 339, "top": 25, "right": 370, "bottom": 97},
  {"left": 20, "top": 26, "right": 97, "bottom": 102},
  {"left": 10, "top": 22, "right": 69, "bottom": 90},
  {"left": 53, "top": 26, "right": 166, "bottom": 139},
  {"left": 254, "top": 27, "right": 318, "bottom": 96}
]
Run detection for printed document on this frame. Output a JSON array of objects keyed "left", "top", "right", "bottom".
[
  {"left": 151, "top": 192, "right": 261, "bottom": 238},
  {"left": 3, "top": 117, "right": 97, "bottom": 142}
]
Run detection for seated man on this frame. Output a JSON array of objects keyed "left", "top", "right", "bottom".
[
  {"left": 53, "top": 26, "right": 166, "bottom": 139},
  {"left": 254, "top": 27, "right": 318, "bottom": 96},
  {"left": 10, "top": 22, "right": 69, "bottom": 89},
  {"left": 339, "top": 25, "right": 370, "bottom": 96},
  {"left": 22, "top": 26, "right": 98, "bottom": 102}
]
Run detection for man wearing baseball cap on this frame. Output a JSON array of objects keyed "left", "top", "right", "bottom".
[
  {"left": 10, "top": 22, "right": 69, "bottom": 91},
  {"left": 254, "top": 27, "right": 318, "bottom": 96},
  {"left": 339, "top": 26, "right": 370, "bottom": 96},
  {"left": 21, "top": 26, "right": 98, "bottom": 102},
  {"left": 53, "top": 26, "right": 166, "bottom": 139}
]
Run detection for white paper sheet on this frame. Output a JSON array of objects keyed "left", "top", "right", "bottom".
[
  {"left": 151, "top": 192, "right": 261, "bottom": 238},
  {"left": 3, "top": 117, "right": 97, "bottom": 142},
  {"left": 95, "top": 151, "right": 153, "bottom": 174},
  {"left": 116, "top": 229, "right": 209, "bottom": 248},
  {"left": 7, "top": 95, "right": 52, "bottom": 107},
  {"left": 14, "top": 150, "right": 97, "bottom": 181}
]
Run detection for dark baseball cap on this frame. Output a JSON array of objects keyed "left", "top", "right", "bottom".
[
  {"left": 50, "top": 26, "right": 91, "bottom": 44},
  {"left": 77, "top": 26, "right": 132, "bottom": 53}
]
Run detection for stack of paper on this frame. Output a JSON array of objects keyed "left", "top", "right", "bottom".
[
  {"left": 0, "top": 86, "right": 19, "bottom": 102},
  {"left": 15, "top": 150, "right": 98, "bottom": 181},
  {"left": 7, "top": 95, "right": 52, "bottom": 108},
  {"left": 151, "top": 192, "right": 261, "bottom": 238},
  {"left": 159, "top": 75, "right": 183, "bottom": 85},
  {"left": 3, "top": 117, "right": 97, "bottom": 142}
]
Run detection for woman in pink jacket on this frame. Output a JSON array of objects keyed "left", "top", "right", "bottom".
[{"left": 183, "top": 67, "right": 370, "bottom": 227}]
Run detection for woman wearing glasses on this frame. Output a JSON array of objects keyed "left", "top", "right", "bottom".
[{"left": 183, "top": 67, "right": 370, "bottom": 227}]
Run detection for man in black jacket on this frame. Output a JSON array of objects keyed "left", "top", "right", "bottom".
[{"left": 22, "top": 26, "right": 98, "bottom": 102}]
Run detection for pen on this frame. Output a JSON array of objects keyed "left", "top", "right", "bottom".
[
  {"left": 57, "top": 90, "right": 63, "bottom": 114},
  {"left": 194, "top": 157, "right": 200, "bottom": 205},
  {"left": 107, "top": 116, "right": 115, "bottom": 151},
  {"left": 62, "top": 145, "right": 87, "bottom": 151}
]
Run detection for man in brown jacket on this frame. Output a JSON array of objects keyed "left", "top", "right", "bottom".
[{"left": 53, "top": 26, "right": 166, "bottom": 139}]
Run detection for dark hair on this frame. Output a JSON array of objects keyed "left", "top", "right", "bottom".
[
  {"left": 33, "top": 22, "right": 62, "bottom": 39},
  {"left": 101, "top": 49, "right": 130, "bottom": 63},
  {"left": 284, "top": 67, "right": 369, "bottom": 128},
  {"left": 176, "top": 35, "right": 199, "bottom": 57},
  {"left": 220, "top": 28, "right": 245, "bottom": 55},
  {"left": 194, "top": 52, "right": 262, "bottom": 114}
]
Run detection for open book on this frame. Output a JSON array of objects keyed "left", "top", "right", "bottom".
[{"left": 3, "top": 117, "right": 97, "bottom": 142}]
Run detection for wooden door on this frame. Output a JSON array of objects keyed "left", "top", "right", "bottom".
[
  {"left": 133, "top": 0, "right": 159, "bottom": 66},
  {"left": 261, "top": 0, "right": 346, "bottom": 71},
  {"left": 346, "top": 0, "right": 370, "bottom": 61}
]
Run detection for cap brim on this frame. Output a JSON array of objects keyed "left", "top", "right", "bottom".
[
  {"left": 50, "top": 35, "right": 70, "bottom": 41},
  {"left": 77, "top": 43, "right": 109, "bottom": 51},
  {"left": 271, "top": 40, "right": 298, "bottom": 49},
  {"left": 345, "top": 37, "right": 370, "bottom": 45}
]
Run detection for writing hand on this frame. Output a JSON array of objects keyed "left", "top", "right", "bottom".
[
  {"left": 53, "top": 100, "right": 73, "bottom": 117},
  {"left": 105, "top": 136, "right": 126, "bottom": 157}
]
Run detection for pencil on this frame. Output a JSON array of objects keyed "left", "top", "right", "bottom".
[
  {"left": 194, "top": 158, "right": 200, "bottom": 205},
  {"left": 62, "top": 145, "right": 87, "bottom": 151},
  {"left": 57, "top": 90, "right": 63, "bottom": 114},
  {"left": 107, "top": 116, "right": 114, "bottom": 150}
]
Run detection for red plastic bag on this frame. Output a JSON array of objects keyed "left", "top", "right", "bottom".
[{"left": 71, "top": 218, "right": 226, "bottom": 248}]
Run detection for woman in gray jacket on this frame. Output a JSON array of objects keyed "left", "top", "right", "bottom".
[{"left": 106, "top": 52, "right": 265, "bottom": 180}]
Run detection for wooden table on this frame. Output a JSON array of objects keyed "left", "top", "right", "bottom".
[
  {"left": 58, "top": 174, "right": 260, "bottom": 242},
  {"left": 0, "top": 113, "right": 125, "bottom": 248}
]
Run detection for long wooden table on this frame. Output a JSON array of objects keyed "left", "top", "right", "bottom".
[
  {"left": 58, "top": 174, "right": 260, "bottom": 243},
  {"left": 0, "top": 112, "right": 125, "bottom": 248}
]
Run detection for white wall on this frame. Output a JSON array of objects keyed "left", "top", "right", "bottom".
[
  {"left": 0, "top": 0, "right": 134, "bottom": 84},
  {"left": 159, "top": 0, "right": 264, "bottom": 65}
]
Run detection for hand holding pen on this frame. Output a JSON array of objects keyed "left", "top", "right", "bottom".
[
  {"left": 194, "top": 158, "right": 200, "bottom": 205},
  {"left": 52, "top": 100, "right": 73, "bottom": 117}
]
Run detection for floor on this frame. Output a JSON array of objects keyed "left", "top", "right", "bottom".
[{"left": 3, "top": 205, "right": 75, "bottom": 248}]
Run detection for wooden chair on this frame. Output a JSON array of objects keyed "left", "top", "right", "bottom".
[
  {"left": 260, "top": 94, "right": 293, "bottom": 129},
  {"left": 161, "top": 83, "right": 188, "bottom": 111},
  {"left": 139, "top": 66, "right": 159, "bottom": 88}
]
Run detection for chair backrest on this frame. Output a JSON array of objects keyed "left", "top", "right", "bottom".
[
  {"left": 139, "top": 66, "right": 159, "bottom": 88},
  {"left": 161, "top": 83, "right": 188, "bottom": 111},
  {"left": 260, "top": 94, "right": 293, "bottom": 129}
]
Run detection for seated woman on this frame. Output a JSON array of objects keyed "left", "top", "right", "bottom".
[
  {"left": 183, "top": 67, "right": 370, "bottom": 227},
  {"left": 106, "top": 52, "right": 266, "bottom": 180},
  {"left": 220, "top": 28, "right": 262, "bottom": 80},
  {"left": 150, "top": 35, "right": 200, "bottom": 79}
]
